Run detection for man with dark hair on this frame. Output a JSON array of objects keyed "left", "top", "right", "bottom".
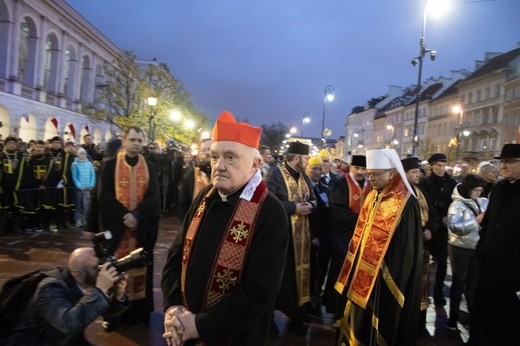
[
  {"left": 471, "top": 144, "right": 520, "bottom": 345},
  {"left": 162, "top": 111, "right": 288, "bottom": 345},
  {"left": 16, "top": 140, "right": 49, "bottom": 232},
  {"left": 402, "top": 157, "right": 439, "bottom": 333},
  {"left": 41, "top": 136, "right": 75, "bottom": 232},
  {"left": 0, "top": 137, "right": 24, "bottom": 234},
  {"left": 5, "top": 247, "right": 128, "bottom": 345},
  {"left": 264, "top": 141, "right": 317, "bottom": 336},
  {"left": 177, "top": 138, "right": 212, "bottom": 221},
  {"left": 418, "top": 153, "right": 457, "bottom": 306},
  {"left": 82, "top": 134, "right": 103, "bottom": 163},
  {"left": 98, "top": 126, "right": 160, "bottom": 328},
  {"left": 259, "top": 145, "right": 275, "bottom": 176}
]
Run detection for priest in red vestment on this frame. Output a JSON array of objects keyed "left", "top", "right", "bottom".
[{"left": 335, "top": 148, "right": 422, "bottom": 346}]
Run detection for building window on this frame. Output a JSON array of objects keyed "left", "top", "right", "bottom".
[
  {"left": 515, "top": 87, "right": 520, "bottom": 99},
  {"left": 476, "top": 90, "right": 481, "bottom": 102},
  {"left": 481, "top": 139, "right": 487, "bottom": 151},
  {"left": 468, "top": 92, "right": 474, "bottom": 104},
  {"left": 485, "top": 87, "right": 491, "bottom": 99},
  {"left": 495, "top": 84, "right": 501, "bottom": 98},
  {"left": 490, "top": 138, "right": 496, "bottom": 151},
  {"left": 507, "top": 90, "right": 513, "bottom": 101}
]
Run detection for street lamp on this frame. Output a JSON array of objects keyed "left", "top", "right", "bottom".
[
  {"left": 302, "top": 113, "right": 311, "bottom": 137},
  {"left": 321, "top": 85, "right": 335, "bottom": 141},
  {"left": 147, "top": 96, "right": 157, "bottom": 143},
  {"left": 301, "top": 112, "right": 310, "bottom": 137},
  {"left": 290, "top": 126, "right": 297, "bottom": 135},
  {"left": 411, "top": 0, "right": 437, "bottom": 157},
  {"left": 170, "top": 109, "right": 181, "bottom": 122},
  {"left": 452, "top": 104, "right": 466, "bottom": 161}
]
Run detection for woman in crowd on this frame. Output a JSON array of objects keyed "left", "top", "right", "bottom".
[
  {"left": 477, "top": 161, "right": 499, "bottom": 199},
  {"left": 446, "top": 174, "right": 488, "bottom": 331}
]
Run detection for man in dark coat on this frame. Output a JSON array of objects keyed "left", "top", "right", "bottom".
[
  {"left": 5, "top": 247, "right": 127, "bottom": 345},
  {"left": 162, "top": 111, "right": 288, "bottom": 346},
  {"left": 335, "top": 149, "right": 423, "bottom": 346},
  {"left": 402, "top": 157, "right": 439, "bottom": 333},
  {"left": 304, "top": 156, "right": 332, "bottom": 316},
  {"left": 41, "top": 136, "right": 75, "bottom": 232},
  {"left": 0, "top": 137, "right": 24, "bottom": 233},
  {"left": 318, "top": 148, "right": 339, "bottom": 188},
  {"left": 325, "top": 155, "right": 370, "bottom": 317},
  {"left": 418, "top": 153, "right": 457, "bottom": 306},
  {"left": 81, "top": 134, "right": 103, "bottom": 163},
  {"left": 470, "top": 144, "right": 520, "bottom": 345},
  {"left": 176, "top": 138, "right": 212, "bottom": 221},
  {"left": 99, "top": 126, "right": 160, "bottom": 327},
  {"left": 264, "top": 140, "right": 317, "bottom": 336}
]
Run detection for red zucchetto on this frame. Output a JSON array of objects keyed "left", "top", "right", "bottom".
[{"left": 212, "top": 111, "right": 262, "bottom": 149}]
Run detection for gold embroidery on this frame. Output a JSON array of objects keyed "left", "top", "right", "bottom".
[
  {"left": 381, "top": 261, "right": 405, "bottom": 308},
  {"left": 34, "top": 165, "right": 47, "bottom": 180},
  {"left": 230, "top": 222, "right": 249, "bottom": 243},
  {"left": 381, "top": 196, "right": 399, "bottom": 217},
  {"left": 215, "top": 268, "right": 238, "bottom": 291}
]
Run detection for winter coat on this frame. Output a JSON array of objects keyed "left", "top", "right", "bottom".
[{"left": 447, "top": 184, "right": 488, "bottom": 250}]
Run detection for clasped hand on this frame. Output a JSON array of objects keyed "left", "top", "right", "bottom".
[{"left": 163, "top": 305, "right": 199, "bottom": 346}]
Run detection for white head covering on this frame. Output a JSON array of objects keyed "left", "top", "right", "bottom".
[{"left": 366, "top": 148, "right": 416, "bottom": 197}]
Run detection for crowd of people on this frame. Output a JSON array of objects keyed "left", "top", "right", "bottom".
[{"left": 1, "top": 117, "right": 518, "bottom": 345}]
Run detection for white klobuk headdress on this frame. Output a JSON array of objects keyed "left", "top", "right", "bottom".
[{"left": 366, "top": 148, "right": 416, "bottom": 197}]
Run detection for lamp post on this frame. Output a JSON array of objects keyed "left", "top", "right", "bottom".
[
  {"left": 321, "top": 85, "right": 335, "bottom": 141},
  {"left": 301, "top": 112, "right": 310, "bottom": 137},
  {"left": 453, "top": 104, "right": 464, "bottom": 161},
  {"left": 147, "top": 96, "right": 157, "bottom": 143},
  {"left": 411, "top": 0, "right": 437, "bottom": 157}
]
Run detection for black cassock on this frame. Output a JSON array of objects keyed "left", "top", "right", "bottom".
[{"left": 162, "top": 184, "right": 289, "bottom": 346}]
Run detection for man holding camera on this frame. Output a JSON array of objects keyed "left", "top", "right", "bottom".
[
  {"left": 5, "top": 247, "right": 127, "bottom": 345},
  {"left": 162, "top": 111, "right": 289, "bottom": 346},
  {"left": 99, "top": 126, "right": 160, "bottom": 327}
]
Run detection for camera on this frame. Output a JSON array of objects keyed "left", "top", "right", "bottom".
[
  {"left": 430, "top": 50, "right": 437, "bottom": 61},
  {"left": 91, "top": 231, "right": 151, "bottom": 280}
]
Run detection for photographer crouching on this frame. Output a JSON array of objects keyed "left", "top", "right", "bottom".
[{"left": 5, "top": 247, "right": 128, "bottom": 345}]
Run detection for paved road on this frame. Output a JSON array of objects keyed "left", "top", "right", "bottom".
[{"left": 0, "top": 215, "right": 468, "bottom": 345}]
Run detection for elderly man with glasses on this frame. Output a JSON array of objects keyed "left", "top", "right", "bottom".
[
  {"left": 334, "top": 148, "right": 422, "bottom": 346},
  {"left": 470, "top": 144, "right": 520, "bottom": 345}
]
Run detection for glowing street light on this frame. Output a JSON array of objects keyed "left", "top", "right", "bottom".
[
  {"left": 170, "top": 109, "right": 182, "bottom": 122},
  {"left": 321, "top": 85, "right": 335, "bottom": 140},
  {"left": 301, "top": 112, "right": 310, "bottom": 137}
]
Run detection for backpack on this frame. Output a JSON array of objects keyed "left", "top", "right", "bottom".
[{"left": 0, "top": 266, "right": 62, "bottom": 338}]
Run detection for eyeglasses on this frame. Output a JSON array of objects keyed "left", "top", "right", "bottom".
[
  {"left": 500, "top": 158, "right": 520, "bottom": 164},
  {"left": 367, "top": 169, "right": 390, "bottom": 179}
]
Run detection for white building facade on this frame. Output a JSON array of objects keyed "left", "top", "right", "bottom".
[{"left": 0, "top": 0, "right": 120, "bottom": 144}]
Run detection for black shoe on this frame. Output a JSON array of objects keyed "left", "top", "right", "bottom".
[
  {"left": 102, "top": 318, "right": 116, "bottom": 332},
  {"left": 434, "top": 297, "right": 446, "bottom": 307},
  {"left": 289, "top": 321, "right": 308, "bottom": 337},
  {"left": 446, "top": 319, "right": 458, "bottom": 331}
]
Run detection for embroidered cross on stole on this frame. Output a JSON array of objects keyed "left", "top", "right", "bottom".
[
  {"left": 345, "top": 173, "right": 371, "bottom": 215},
  {"left": 181, "top": 182, "right": 268, "bottom": 311}
]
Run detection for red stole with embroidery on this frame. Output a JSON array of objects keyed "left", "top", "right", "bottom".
[
  {"left": 114, "top": 152, "right": 150, "bottom": 300},
  {"left": 335, "top": 175, "right": 410, "bottom": 308},
  {"left": 181, "top": 182, "right": 268, "bottom": 310},
  {"left": 345, "top": 173, "right": 371, "bottom": 215}
]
